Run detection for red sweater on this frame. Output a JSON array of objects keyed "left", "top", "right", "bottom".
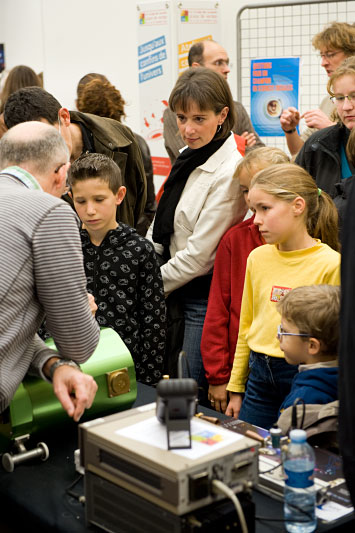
[{"left": 201, "top": 216, "right": 263, "bottom": 384}]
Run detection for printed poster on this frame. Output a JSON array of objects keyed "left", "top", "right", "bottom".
[
  {"left": 176, "top": 2, "right": 220, "bottom": 74},
  {"left": 137, "top": 2, "right": 173, "bottom": 179},
  {"left": 250, "top": 57, "right": 300, "bottom": 137}
]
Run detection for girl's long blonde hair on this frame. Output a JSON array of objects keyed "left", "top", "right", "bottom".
[{"left": 250, "top": 163, "right": 340, "bottom": 252}]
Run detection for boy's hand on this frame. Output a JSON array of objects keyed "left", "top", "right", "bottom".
[
  {"left": 208, "top": 383, "right": 228, "bottom": 413},
  {"left": 52, "top": 365, "right": 98, "bottom": 422},
  {"left": 225, "top": 392, "right": 243, "bottom": 419}
]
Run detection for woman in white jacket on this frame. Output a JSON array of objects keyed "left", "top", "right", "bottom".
[{"left": 147, "top": 67, "right": 246, "bottom": 403}]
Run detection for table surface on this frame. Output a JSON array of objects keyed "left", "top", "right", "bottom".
[{"left": 0, "top": 383, "right": 353, "bottom": 533}]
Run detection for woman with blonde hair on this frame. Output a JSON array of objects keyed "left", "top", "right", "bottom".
[{"left": 296, "top": 56, "right": 355, "bottom": 229}]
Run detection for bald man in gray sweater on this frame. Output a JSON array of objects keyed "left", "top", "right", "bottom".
[{"left": 0, "top": 121, "right": 99, "bottom": 420}]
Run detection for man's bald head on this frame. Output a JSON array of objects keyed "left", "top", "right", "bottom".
[{"left": 0, "top": 121, "right": 69, "bottom": 176}]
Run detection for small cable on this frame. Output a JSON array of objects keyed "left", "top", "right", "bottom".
[
  {"left": 177, "top": 350, "right": 191, "bottom": 379},
  {"left": 65, "top": 474, "right": 85, "bottom": 503},
  {"left": 291, "top": 397, "right": 305, "bottom": 429},
  {"left": 212, "top": 479, "right": 248, "bottom": 533},
  {"left": 259, "top": 461, "right": 283, "bottom": 475}
]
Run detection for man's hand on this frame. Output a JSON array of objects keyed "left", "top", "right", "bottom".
[
  {"left": 241, "top": 131, "right": 257, "bottom": 147},
  {"left": 52, "top": 366, "right": 98, "bottom": 422},
  {"left": 225, "top": 392, "right": 243, "bottom": 419},
  {"left": 301, "top": 109, "right": 335, "bottom": 130},
  {"left": 208, "top": 383, "right": 229, "bottom": 413},
  {"left": 88, "top": 293, "right": 97, "bottom": 316},
  {"left": 280, "top": 107, "right": 300, "bottom": 131}
]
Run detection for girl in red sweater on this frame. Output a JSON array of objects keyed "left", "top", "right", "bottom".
[{"left": 201, "top": 147, "right": 289, "bottom": 413}]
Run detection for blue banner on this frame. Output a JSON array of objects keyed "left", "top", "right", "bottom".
[
  {"left": 138, "top": 49, "right": 167, "bottom": 71},
  {"left": 138, "top": 36, "right": 166, "bottom": 56},
  {"left": 139, "top": 65, "right": 163, "bottom": 84},
  {"left": 250, "top": 57, "right": 300, "bottom": 137}
]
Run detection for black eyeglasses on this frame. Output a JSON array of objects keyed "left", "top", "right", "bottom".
[
  {"left": 54, "top": 163, "right": 66, "bottom": 174},
  {"left": 277, "top": 325, "right": 309, "bottom": 341}
]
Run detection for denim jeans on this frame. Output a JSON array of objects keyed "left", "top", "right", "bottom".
[
  {"left": 181, "top": 297, "right": 209, "bottom": 405},
  {"left": 239, "top": 350, "right": 298, "bottom": 430}
]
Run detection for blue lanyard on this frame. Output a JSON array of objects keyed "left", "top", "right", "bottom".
[{"left": 340, "top": 144, "right": 352, "bottom": 180}]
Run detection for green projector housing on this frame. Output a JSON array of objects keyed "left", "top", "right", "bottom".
[{"left": 0, "top": 328, "right": 137, "bottom": 451}]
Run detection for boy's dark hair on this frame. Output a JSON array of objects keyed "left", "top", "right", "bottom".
[
  {"left": 69, "top": 153, "right": 123, "bottom": 193},
  {"left": 4, "top": 86, "right": 62, "bottom": 129},
  {"left": 277, "top": 285, "right": 340, "bottom": 356}
]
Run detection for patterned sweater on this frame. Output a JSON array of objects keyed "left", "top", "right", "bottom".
[{"left": 81, "top": 224, "right": 166, "bottom": 384}]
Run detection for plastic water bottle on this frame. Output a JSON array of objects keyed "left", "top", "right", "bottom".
[{"left": 283, "top": 429, "right": 317, "bottom": 533}]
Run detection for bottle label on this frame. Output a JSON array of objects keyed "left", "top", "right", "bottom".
[{"left": 285, "top": 468, "right": 314, "bottom": 488}]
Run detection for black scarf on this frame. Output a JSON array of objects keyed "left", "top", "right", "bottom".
[{"left": 152, "top": 134, "right": 229, "bottom": 259}]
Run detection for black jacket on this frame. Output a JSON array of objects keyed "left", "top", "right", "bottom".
[
  {"left": 295, "top": 122, "right": 350, "bottom": 198},
  {"left": 135, "top": 133, "right": 156, "bottom": 236},
  {"left": 81, "top": 224, "right": 166, "bottom": 385},
  {"left": 340, "top": 167, "right": 355, "bottom": 508},
  {"left": 296, "top": 123, "right": 354, "bottom": 229}
]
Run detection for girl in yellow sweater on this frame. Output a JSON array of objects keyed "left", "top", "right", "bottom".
[{"left": 225, "top": 163, "right": 340, "bottom": 429}]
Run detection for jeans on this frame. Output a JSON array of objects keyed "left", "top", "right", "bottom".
[
  {"left": 239, "top": 350, "right": 298, "bottom": 430},
  {"left": 181, "top": 297, "right": 209, "bottom": 405}
]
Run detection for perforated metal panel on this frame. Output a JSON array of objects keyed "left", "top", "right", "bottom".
[{"left": 237, "top": 1, "right": 355, "bottom": 153}]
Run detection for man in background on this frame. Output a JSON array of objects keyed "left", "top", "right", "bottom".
[
  {"left": 280, "top": 22, "right": 355, "bottom": 156},
  {"left": 4, "top": 86, "right": 146, "bottom": 228}
]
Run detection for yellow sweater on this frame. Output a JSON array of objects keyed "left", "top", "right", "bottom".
[{"left": 227, "top": 242, "right": 340, "bottom": 393}]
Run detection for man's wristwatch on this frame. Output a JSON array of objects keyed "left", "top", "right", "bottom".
[
  {"left": 283, "top": 128, "right": 297, "bottom": 134},
  {"left": 49, "top": 359, "right": 81, "bottom": 380}
]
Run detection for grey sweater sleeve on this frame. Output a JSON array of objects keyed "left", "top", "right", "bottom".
[{"left": 31, "top": 203, "right": 100, "bottom": 373}]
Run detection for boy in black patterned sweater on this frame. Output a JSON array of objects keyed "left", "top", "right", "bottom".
[{"left": 68, "top": 153, "right": 166, "bottom": 385}]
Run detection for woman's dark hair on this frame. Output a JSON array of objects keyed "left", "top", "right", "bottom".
[
  {"left": 0, "top": 65, "right": 42, "bottom": 113},
  {"left": 168, "top": 67, "right": 236, "bottom": 140}
]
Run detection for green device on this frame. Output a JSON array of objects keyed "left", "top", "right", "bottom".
[{"left": 0, "top": 328, "right": 137, "bottom": 453}]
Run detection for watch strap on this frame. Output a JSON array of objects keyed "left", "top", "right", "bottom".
[{"left": 49, "top": 359, "right": 81, "bottom": 380}]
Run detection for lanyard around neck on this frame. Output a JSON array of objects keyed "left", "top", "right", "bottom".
[{"left": 1, "top": 166, "right": 42, "bottom": 190}]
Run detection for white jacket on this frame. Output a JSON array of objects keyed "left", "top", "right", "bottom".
[{"left": 147, "top": 133, "right": 246, "bottom": 296}]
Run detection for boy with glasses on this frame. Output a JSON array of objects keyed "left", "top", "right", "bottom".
[{"left": 276, "top": 285, "right": 339, "bottom": 415}]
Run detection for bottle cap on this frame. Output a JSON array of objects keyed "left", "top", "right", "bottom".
[{"left": 289, "top": 429, "right": 307, "bottom": 442}]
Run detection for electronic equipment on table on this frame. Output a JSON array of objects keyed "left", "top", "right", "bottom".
[
  {"left": 79, "top": 403, "right": 260, "bottom": 532},
  {"left": 221, "top": 418, "right": 354, "bottom": 525}
]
